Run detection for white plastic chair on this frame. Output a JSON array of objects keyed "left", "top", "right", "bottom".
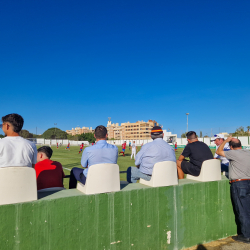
[
  {"left": 0, "top": 166, "right": 37, "bottom": 205},
  {"left": 77, "top": 163, "right": 120, "bottom": 195},
  {"left": 139, "top": 161, "right": 178, "bottom": 187},
  {"left": 38, "top": 187, "right": 65, "bottom": 193},
  {"left": 186, "top": 159, "right": 221, "bottom": 182}
]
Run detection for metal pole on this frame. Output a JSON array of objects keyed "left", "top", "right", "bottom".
[
  {"left": 54, "top": 123, "right": 57, "bottom": 139},
  {"left": 186, "top": 113, "right": 189, "bottom": 132}
]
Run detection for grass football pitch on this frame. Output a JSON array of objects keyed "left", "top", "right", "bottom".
[{"left": 44, "top": 145, "right": 216, "bottom": 189}]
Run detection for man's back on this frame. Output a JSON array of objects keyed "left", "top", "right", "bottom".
[
  {"left": 81, "top": 140, "right": 118, "bottom": 176},
  {"left": 135, "top": 138, "right": 176, "bottom": 175},
  {"left": 0, "top": 136, "right": 37, "bottom": 168},
  {"left": 225, "top": 149, "right": 250, "bottom": 180},
  {"left": 35, "top": 159, "right": 65, "bottom": 190},
  {"left": 182, "top": 141, "right": 213, "bottom": 168}
]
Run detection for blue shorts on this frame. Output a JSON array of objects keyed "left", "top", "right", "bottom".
[{"left": 122, "top": 149, "right": 125, "bottom": 152}]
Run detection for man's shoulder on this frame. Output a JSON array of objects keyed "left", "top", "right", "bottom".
[
  {"left": 51, "top": 160, "right": 63, "bottom": 167},
  {"left": 192, "top": 141, "right": 208, "bottom": 147},
  {"left": 106, "top": 143, "right": 118, "bottom": 149},
  {"left": 186, "top": 141, "right": 209, "bottom": 150}
]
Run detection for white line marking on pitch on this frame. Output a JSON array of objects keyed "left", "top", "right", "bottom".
[
  {"left": 63, "top": 167, "right": 71, "bottom": 171},
  {"left": 52, "top": 157, "right": 81, "bottom": 159}
]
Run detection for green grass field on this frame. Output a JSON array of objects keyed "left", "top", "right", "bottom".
[{"left": 44, "top": 145, "right": 216, "bottom": 189}]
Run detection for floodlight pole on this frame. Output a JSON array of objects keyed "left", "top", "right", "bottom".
[
  {"left": 186, "top": 113, "right": 189, "bottom": 132},
  {"left": 54, "top": 123, "right": 57, "bottom": 139}
]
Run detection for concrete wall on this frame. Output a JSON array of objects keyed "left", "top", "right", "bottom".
[
  {"left": 0, "top": 177, "right": 236, "bottom": 250},
  {"left": 108, "top": 136, "right": 250, "bottom": 147},
  {"left": 35, "top": 138, "right": 89, "bottom": 146}
]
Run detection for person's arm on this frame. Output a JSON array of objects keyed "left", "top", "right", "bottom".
[
  {"left": 178, "top": 155, "right": 185, "bottom": 162},
  {"left": 216, "top": 137, "right": 232, "bottom": 157},
  {"left": 32, "top": 144, "right": 37, "bottom": 168},
  {"left": 135, "top": 146, "right": 144, "bottom": 168},
  {"left": 81, "top": 148, "right": 88, "bottom": 168}
]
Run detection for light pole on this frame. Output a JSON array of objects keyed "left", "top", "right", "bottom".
[
  {"left": 186, "top": 113, "right": 189, "bottom": 132},
  {"left": 54, "top": 123, "right": 57, "bottom": 139}
]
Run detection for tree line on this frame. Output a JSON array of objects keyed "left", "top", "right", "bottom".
[
  {"left": 181, "top": 126, "right": 250, "bottom": 138},
  {"left": 0, "top": 128, "right": 96, "bottom": 143}
]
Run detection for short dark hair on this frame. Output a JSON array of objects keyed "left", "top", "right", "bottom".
[
  {"left": 186, "top": 131, "right": 197, "bottom": 140},
  {"left": 229, "top": 139, "right": 242, "bottom": 149},
  {"left": 38, "top": 146, "right": 53, "bottom": 159},
  {"left": 95, "top": 125, "right": 107, "bottom": 139},
  {"left": 2, "top": 113, "right": 24, "bottom": 133},
  {"left": 151, "top": 134, "right": 163, "bottom": 140}
]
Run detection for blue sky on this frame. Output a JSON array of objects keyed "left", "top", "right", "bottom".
[{"left": 0, "top": 0, "right": 250, "bottom": 136}]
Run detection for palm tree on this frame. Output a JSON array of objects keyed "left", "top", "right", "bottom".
[{"left": 247, "top": 126, "right": 250, "bottom": 134}]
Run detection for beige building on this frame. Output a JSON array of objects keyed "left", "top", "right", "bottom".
[
  {"left": 107, "top": 119, "right": 159, "bottom": 140},
  {"left": 66, "top": 126, "right": 94, "bottom": 136}
]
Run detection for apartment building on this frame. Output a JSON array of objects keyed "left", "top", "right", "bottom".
[
  {"left": 107, "top": 120, "right": 122, "bottom": 139},
  {"left": 107, "top": 119, "right": 159, "bottom": 140},
  {"left": 66, "top": 126, "right": 94, "bottom": 136}
]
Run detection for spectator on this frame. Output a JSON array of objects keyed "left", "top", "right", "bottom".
[
  {"left": 177, "top": 131, "right": 213, "bottom": 179},
  {"left": 69, "top": 125, "right": 118, "bottom": 189},
  {"left": 211, "top": 134, "right": 230, "bottom": 173},
  {"left": 217, "top": 137, "right": 250, "bottom": 243},
  {"left": 0, "top": 113, "right": 37, "bottom": 168},
  {"left": 127, "top": 126, "right": 176, "bottom": 183},
  {"left": 35, "top": 146, "right": 65, "bottom": 191}
]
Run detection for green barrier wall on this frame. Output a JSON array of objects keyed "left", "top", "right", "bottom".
[{"left": 0, "top": 177, "right": 236, "bottom": 250}]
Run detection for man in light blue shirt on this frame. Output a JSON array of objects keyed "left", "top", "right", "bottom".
[
  {"left": 69, "top": 125, "right": 118, "bottom": 189},
  {"left": 127, "top": 126, "right": 176, "bottom": 183}
]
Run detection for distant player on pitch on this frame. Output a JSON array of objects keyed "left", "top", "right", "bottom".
[
  {"left": 120, "top": 141, "right": 126, "bottom": 156},
  {"left": 131, "top": 141, "right": 137, "bottom": 160},
  {"left": 79, "top": 143, "right": 84, "bottom": 154},
  {"left": 66, "top": 143, "right": 70, "bottom": 150}
]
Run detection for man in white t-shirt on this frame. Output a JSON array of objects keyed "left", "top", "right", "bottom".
[
  {"left": 131, "top": 141, "right": 137, "bottom": 160},
  {"left": 0, "top": 113, "right": 37, "bottom": 168},
  {"left": 211, "top": 134, "right": 230, "bottom": 173}
]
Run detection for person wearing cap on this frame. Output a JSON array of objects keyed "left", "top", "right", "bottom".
[
  {"left": 211, "top": 134, "right": 230, "bottom": 174},
  {"left": 177, "top": 131, "right": 213, "bottom": 179},
  {"left": 126, "top": 126, "right": 176, "bottom": 183},
  {"left": 216, "top": 137, "right": 250, "bottom": 243}
]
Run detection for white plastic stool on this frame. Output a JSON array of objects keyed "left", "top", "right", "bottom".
[
  {"left": 77, "top": 163, "right": 120, "bottom": 195},
  {"left": 140, "top": 161, "right": 178, "bottom": 187}
]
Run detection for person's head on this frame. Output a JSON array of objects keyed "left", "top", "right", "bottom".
[
  {"left": 211, "top": 134, "right": 225, "bottom": 146},
  {"left": 1, "top": 113, "right": 24, "bottom": 136},
  {"left": 94, "top": 125, "right": 107, "bottom": 140},
  {"left": 37, "top": 146, "right": 53, "bottom": 162},
  {"left": 186, "top": 131, "right": 198, "bottom": 143},
  {"left": 229, "top": 138, "right": 242, "bottom": 150},
  {"left": 133, "top": 141, "right": 135, "bottom": 143},
  {"left": 151, "top": 126, "right": 163, "bottom": 140}
]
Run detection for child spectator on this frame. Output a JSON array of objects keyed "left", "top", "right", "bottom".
[{"left": 35, "top": 146, "right": 65, "bottom": 191}]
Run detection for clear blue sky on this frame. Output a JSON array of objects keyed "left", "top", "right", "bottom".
[{"left": 1, "top": 0, "right": 250, "bottom": 137}]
